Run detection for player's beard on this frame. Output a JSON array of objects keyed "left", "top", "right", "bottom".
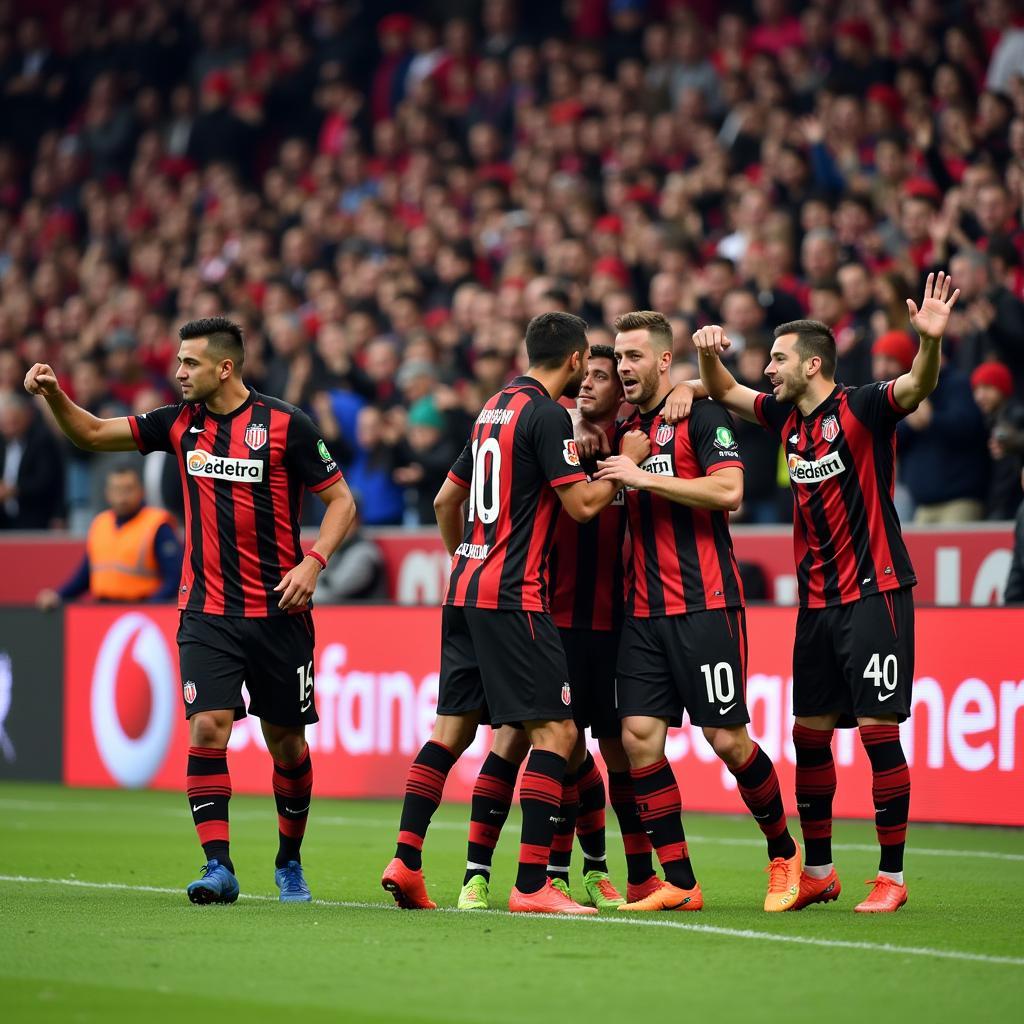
[
  {"left": 563, "top": 362, "right": 585, "bottom": 399},
  {"left": 632, "top": 365, "right": 661, "bottom": 409}
]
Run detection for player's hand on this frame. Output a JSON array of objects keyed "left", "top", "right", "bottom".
[
  {"left": 36, "top": 589, "right": 60, "bottom": 611},
  {"left": 691, "top": 325, "right": 732, "bottom": 359},
  {"left": 907, "top": 271, "right": 960, "bottom": 344},
  {"left": 594, "top": 454, "right": 647, "bottom": 490},
  {"left": 618, "top": 429, "right": 650, "bottom": 465},
  {"left": 662, "top": 383, "right": 696, "bottom": 425},
  {"left": 274, "top": 557, "right": 322, "bottom": 610},
  {"left": 24, "top": 363, "right": 60, "bottom": 397},
  {"left": 574, "top": 417, "right": 610, "bottom": 459}
]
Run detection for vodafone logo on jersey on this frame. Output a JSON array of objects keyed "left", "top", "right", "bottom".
[{"left": 87, "top": 612, "right": 177, "bottom": 788}]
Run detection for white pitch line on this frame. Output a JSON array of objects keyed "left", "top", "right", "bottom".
[
  {"left": 1, "top": 874, "right": 1022, "bottom": 968},
  {"left": 1, "top": 799, "right": 1022, "bottom": 862}
]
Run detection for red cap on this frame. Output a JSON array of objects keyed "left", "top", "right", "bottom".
[
  {"left": 594, "top": 214, "right": 622, "bottom": 235},
  {"left": 970, "top": 361, "right": 1014, "bottom": 398},
  {"left": 423, "top": 308, "right": 451, "bottom": 329},
  {"left": 593, "top": 256, "right": 630, "bottom": 287},
  {"left": 203, "top": 71, "right": 232, "bottom": 98},
  {"left": 872, "top": 330, "right": 917, "bottom": 372},
  {"left": 549, "top": 99, "right": 585, "bottom": 125},
  {"left": 836, "top": 19, "right": 873, "bottom": 48},
  {"left": 902, "top": 177, "right": 942, "bottom": 203},
  {"left": 867, "top": 84, "right": 902, "bottom": 120},
  {"left": 378, "top": 13, "right": 414, "bottom": 37}
]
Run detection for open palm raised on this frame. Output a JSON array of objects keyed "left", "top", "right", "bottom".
[{"left": 907, "top": 271, "right": 960, "bottom": 344}]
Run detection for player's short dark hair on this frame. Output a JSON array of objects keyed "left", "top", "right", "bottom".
[
  {"left": 612, "top": 310, "right": 673, "bottom": 352},
  {"left": 179, "top": 317, "right": 245, "bottom": 369},
  {"left": 524, "top": 311, "right": 589, "bottom": 368},
  {"left": 774, "top": 319, "right": 836, "bottom": 379},
  {"left": 589, "top": 344, "right": 616, "bottom": 364}
]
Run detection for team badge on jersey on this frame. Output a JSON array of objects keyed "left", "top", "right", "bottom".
[
  {"left": 244, "top": 423, "right": 267, "bottom": 450},
  {"left": 655, "top": 423, "right": 674, "bottom": 446},
  {"left": 183, "top": 680, "right": 197, "bottom": 704},
  {"left": 563, "top": 439, "right": 580, "bottom": 466},
  {"left": 821, "top": 415, "right": 840, "bottom": 444},
  {"left": 561, "top": 682, "right": 572, "bottom": 706}
]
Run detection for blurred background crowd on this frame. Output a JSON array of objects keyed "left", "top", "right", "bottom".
[{"left": 1, "top": 0, "right": 1023, "bottom": 538}]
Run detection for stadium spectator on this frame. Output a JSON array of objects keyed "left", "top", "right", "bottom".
[
  {"left": 313, "top": 509, "right": 387, "bottom": 603},
  {"left": 971, "top": 361, "right": 1024, "bottom": 519},
  {"left": 0, "top": 394, "right": 64, "bottom": 529},
  {"left": 36, "top": 463, "right": 182, "bottom": 609}
]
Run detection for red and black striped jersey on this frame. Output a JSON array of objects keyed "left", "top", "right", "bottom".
[
  {"left": 444, "top": 376, "right": 587, "bottom": 612},
  {"left": 548, "top": 424, "right": 627, "bottom": 632},
  {"left": 621, "top": 398, "right": 745, "bottom": 618},
  {"left": 754, "top": 380, "right": 917, "bottom": 608},
  {"left": 128, "top": 388, "right": 342, "bottom": 617}
]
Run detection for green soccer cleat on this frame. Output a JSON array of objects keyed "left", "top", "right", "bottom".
[
  {"left": 458, "top": 874, "right": 490, "bottom": 910},
  {"left": 581, "top": 870, "right": 626, "bottom": 909},
  {"left": 549, "top": 876, "right": 573, "bottom": 901}
]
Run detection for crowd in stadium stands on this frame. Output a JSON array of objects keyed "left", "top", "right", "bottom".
[{"left": 1, "top": 0, "right": 1024, "bottom": 535}]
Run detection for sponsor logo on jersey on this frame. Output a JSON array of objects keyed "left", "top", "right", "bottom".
[
  {"left": 186, "top": 450, "right": 264, "bottom": 482},
  {"left": 639, "top": 454, "right": 674, "bottom": 476},
  {"left": 244, "top": 423, "right": 267, "bottom": 450},
  {"left": 714, "top": 426, "right": 737, "bottom": 449},
  {"left": 563, "top": 439, "right": 580, "bottom": 467},
  {"left": 183, "top": 680, "right": 197, "bottom": 704},
  {"left": 821, "top": 415, "right": 840, "bottom": 444},
  {"left": 455, "top": 542, "right": 491, "bottom": 560},
  {"left": 787, "top": 450, "right": 846, "bottom": 483},
  {"left": 655, "top": 423, "right": 674, "bottom": 446},
  {"left": 611, "top": 489, "right": 625, "bottom": 506}
]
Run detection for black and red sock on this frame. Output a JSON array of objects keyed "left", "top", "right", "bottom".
[
  {"left": 793, "top": 724, "right": 836, "bottom": 867},
  {"left": 860, "top": 724, "right": 911, "bottom": 873},
  {"left": 630, "top": 758, "right": 696, "bottom": 890},
  {"left": 515, "top": 749, "right": 566, "bottom": 894},
  {"left": 547, "top": 772, "right": 579, "bottom": 882},
  {"left": 395, "top": 740, "right": 457, "bottom": 870},
  {"left": 187, "top": 745, "right": 233, "bottom": 873},
  {"left": 272, "top": 744, "right": 312, "bottom": 869},
  {"left": 464, "top": 751, "right": 517, "bottom": 885},
  {"left": 575, "top": 753, "right": 609, "bottom": 874},
  {"left": 609, "top": 769, "right": 655, "bottom": 885},
  {"left": 729, "top": 744, "right": 796, "bottom": 861}
]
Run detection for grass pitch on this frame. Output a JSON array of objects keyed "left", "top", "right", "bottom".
[{"left": 1, "top": 783, "right": 1022, "bottom": 1023}]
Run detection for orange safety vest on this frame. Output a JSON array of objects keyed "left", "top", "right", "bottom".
[{"left": 86, "top": 506, "right": 177, "bottom": 601}]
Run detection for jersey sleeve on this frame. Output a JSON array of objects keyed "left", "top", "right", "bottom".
[
  {"left": 448, "top": 441, "right": 473, "bottom": 488},
  {"left": 127, "top": 404, "right": 184, "bottom": 454},
  {"left": 846, "top": 380, "right": 912, "bottom": 431},
  {"left": 285, "top": 410, "right": 344, "bottom": 492},
  {"left": 532, "top": 401, "right": 588, "bottom": 488},
  {"left": 688, "top": 402, "right": 745, "bottom": 475},
  {"left": 752, "top": 392, "right": 791, "bottom": 438}
]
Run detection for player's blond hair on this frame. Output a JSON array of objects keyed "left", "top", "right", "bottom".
[{"left": 612, "top": 310, "right": 673, "bottom": 353}]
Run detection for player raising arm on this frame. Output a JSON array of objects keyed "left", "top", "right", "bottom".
[{"left": 682, "top": 273, "right": 959, "bottom": 913}]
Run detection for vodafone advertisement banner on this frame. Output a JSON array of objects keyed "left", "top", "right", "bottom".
[{"left": 64, "top": 606, "right": 1024, "bottom": 826}]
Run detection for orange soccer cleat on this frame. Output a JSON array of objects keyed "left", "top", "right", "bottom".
[
  {"left": 854, "top": 875, "right": 907, "bottom": 913},
  {"left": 618, "top": 881, "right": 703, "bottom": 912},
  {"left": 792, "top": 868, "right": 842, "bottom": 910},
  {"left": 508, "top": 879, "right": 598, "bottom": 915},
  {"left": 381, "top": 858, "right": 437, "bottom": 910},
  {"left": 625, "top": 875, "right": 666, "bottom": 904},
  {"left": 764, "top": 842, "right": 803, "bottom": 912}
]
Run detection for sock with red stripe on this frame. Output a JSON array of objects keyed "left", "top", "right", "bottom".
[
  {"left": 860, "top": 724, "right": 911, "bottom": 874},
  {"left": 630, "top": 758, "right": 696, "bottom": 890},
  {"left": 463, "top": 751, "right": 517, "bottom": 885},
  {"left": 793, "top": 724, "right": 836, "bottom": 867},
  {"left": 608, "top": 769, "right": 655, "bottom": 885},
  {"left": 575, "top": 753, "right": 609, "bottom": 874},
  {"left": 395, "top": 740, "right": 457, "bottom": 870},
  {"left": 515, "top": 749, "right": 567, "bottom": 894},
  {"left": 187, "top": 746, "right": 233, "bottom": 873},
  {"left": 547, "top": 772, "right": 579, "bottom": 882},
  {"left": 729, "top": 744, "right": 796, "bottom": 860},
  {"left": 273, "top": 745, "right": 312, "bottom": 869}
]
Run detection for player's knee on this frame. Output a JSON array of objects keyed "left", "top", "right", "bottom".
[
  {"left": 528, "top": 718, "right": 577, "bottom": 759},
  {"left": 620, "top": 722, "right": 655, "bottom": 764},
  {"left": 430, "top": 713, "right": 478, "bottom": 757},
  {"left": 189, "top": 713, "right": 229, "bottom": 749},
  {"left": 703, "top": 726, "right": 751, "bottom": 769},
  {"left": 492, "top": 725, "right": 530, "bottom": 763}
]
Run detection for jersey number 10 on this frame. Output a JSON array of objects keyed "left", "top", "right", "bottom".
[{"left": 467, "top": 437, "right": 502, "bottom": 524}]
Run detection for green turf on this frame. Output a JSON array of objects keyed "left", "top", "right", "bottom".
[{"left": 1, "top": 783, "right": 1022, "bottom": 1023}]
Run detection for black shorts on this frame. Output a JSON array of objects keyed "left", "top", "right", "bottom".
[
  {"left": 793, "top": 588, "right": 915, "bottom": 726},
  {"left": 438, "top": 606, "right": 573, "bottom": 726},
  {"left": 616, "top": 607, "right": 750, "bottom": 728},
  {"left": 177, "top": 611, "right": 318, "bottom": 727},
  {"left": 559, "top": 627, "right": 621, "bottom": 739}
]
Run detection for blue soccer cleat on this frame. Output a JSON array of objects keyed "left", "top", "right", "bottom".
[
  {"left": 275, "top": 860, "right": 312, "bottom": 902},
  {"left": 186, "top": 859, "right": 240, "bottom": 905}
]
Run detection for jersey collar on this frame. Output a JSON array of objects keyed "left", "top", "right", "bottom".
[
  {"left": 202, "top": 386, "right": 257, "bottom": 423},
  {"left": 513, "top": 375, "right": 550, "bottom": 398}
]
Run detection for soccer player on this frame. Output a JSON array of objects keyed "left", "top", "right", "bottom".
[
  {"left": 456, "top": 345, "right": 657, "bottom": 911},
  {"left": 24, "top": 318, "right": 356, "bottom": 904},
  {"left": 688, "top": 272, "right": 960, "bottom": 913},
  {"left": 381, "top": 313, "right": 650, "bottom": 915},
  {"left": 592, "top": 310, "right": 801, "bottom": 913}
]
